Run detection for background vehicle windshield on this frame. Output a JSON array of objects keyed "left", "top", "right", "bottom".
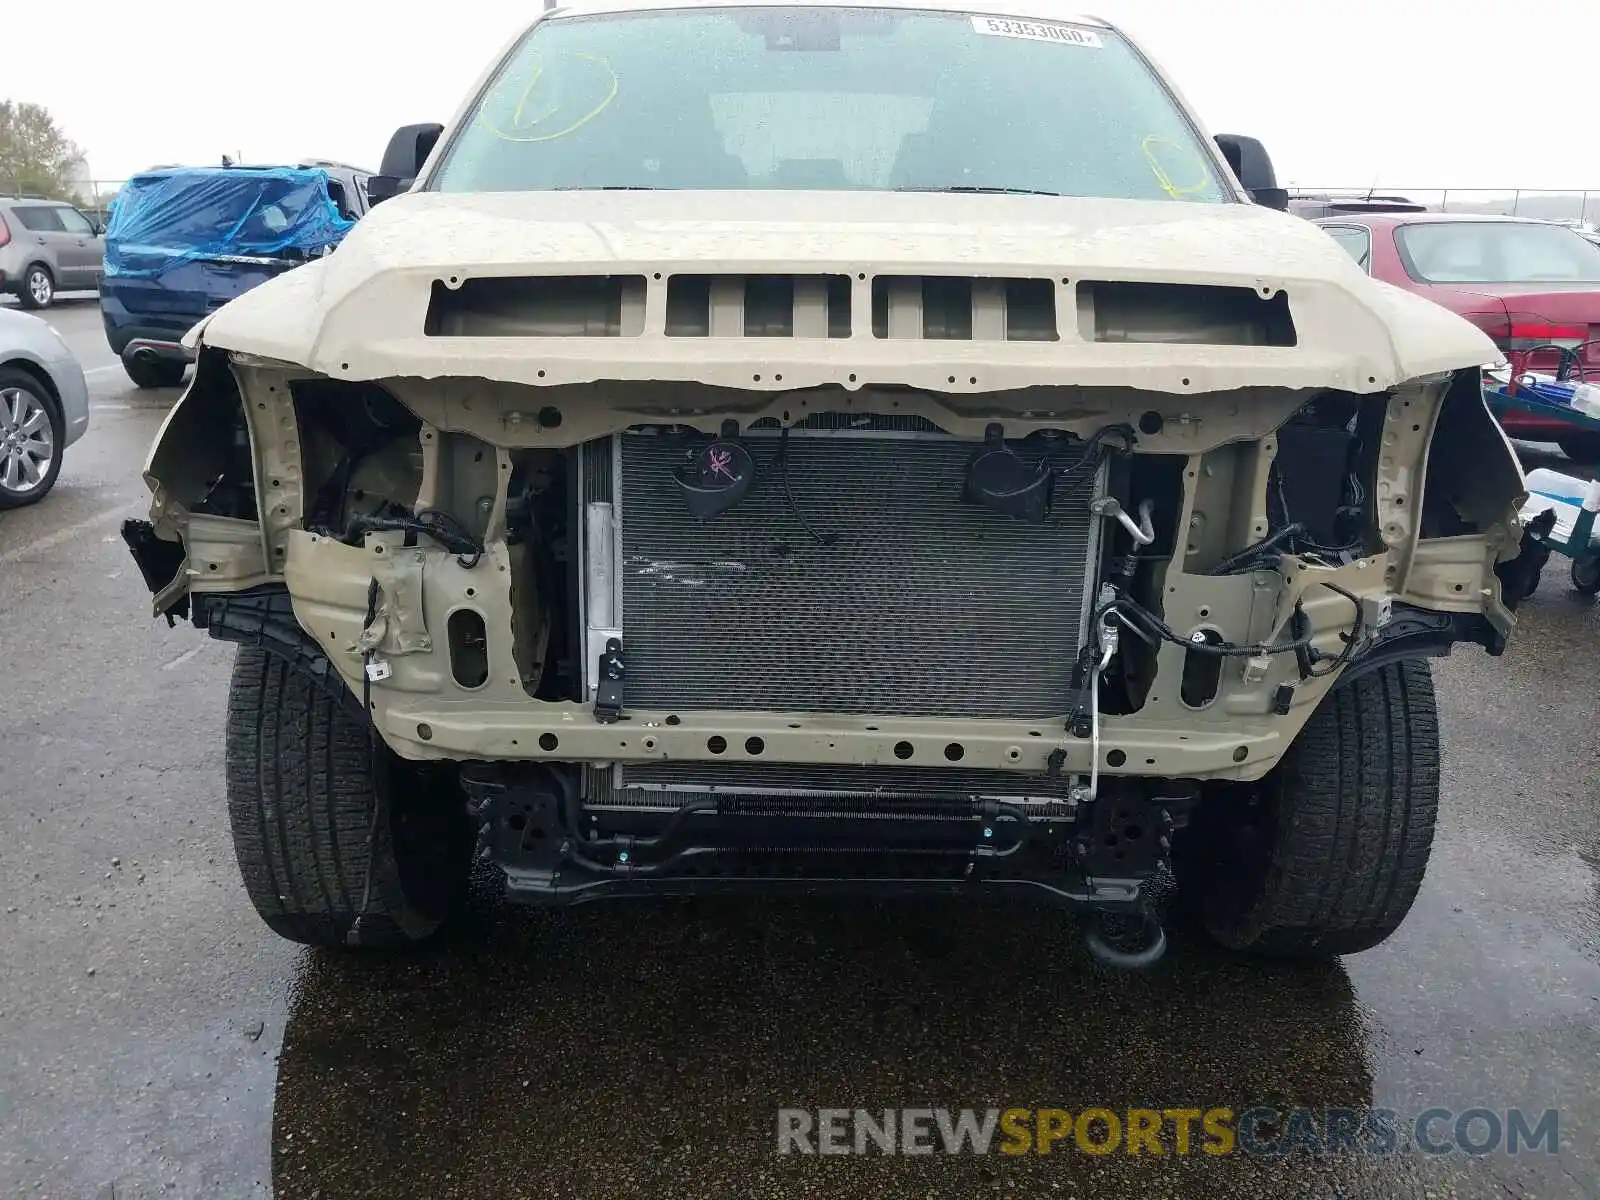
[
  {"left": 1396, "top": 221, "right": 1600, "bottom": 284},
  {"left": 431, "top": 6, "right": 1229, "bottom": 202}
]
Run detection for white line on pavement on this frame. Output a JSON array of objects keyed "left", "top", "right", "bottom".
[
  {"left": 160, "top": 645, "right": 206, "bottom": 672},
  {"left": 90, "top": 403, "right": 131, "bottom": 412},
  {"left": 84, "top": 364, "right": 126, "bottom": 378},
  {"left": 0, "top": 503, "right": 135, "bottom": 569}
]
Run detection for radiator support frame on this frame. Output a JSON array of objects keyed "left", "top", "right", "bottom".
[{"left": 462, "top": 763, "right": 1178, "bottom": 913}]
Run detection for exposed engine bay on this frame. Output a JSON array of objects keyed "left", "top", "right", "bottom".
[
  {"left": 124, "top": 327, "right": 1538, "bottom": 958},
  {"left": 108, "top": 4, "right": 1549, "bottom": 961}
]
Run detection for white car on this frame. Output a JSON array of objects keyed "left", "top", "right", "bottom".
[{"left": 0, "top": 307, "right": 91, "bottom": 507}]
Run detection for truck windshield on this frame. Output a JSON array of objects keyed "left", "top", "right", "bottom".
[{"left": 430, "top": 6, "right": 1229, "bottom": 203}]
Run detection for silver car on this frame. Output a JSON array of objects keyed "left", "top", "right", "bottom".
[
  {"left": 0, "top": 307, "right": 91, "bottom": 507},
  {"left": 0, "top": 197, "right": 106, "bottom": 310}
]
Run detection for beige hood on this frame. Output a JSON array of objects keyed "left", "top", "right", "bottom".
[{"left": 190, "top": 190, "right": 1496, "bottom": 396}]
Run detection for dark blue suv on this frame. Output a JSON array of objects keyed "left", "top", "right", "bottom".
[{"left": 101, "top": 162, "right": 369, "bottom": 388}]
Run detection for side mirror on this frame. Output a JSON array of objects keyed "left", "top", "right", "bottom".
[
  {"left": 366, "top": 177, "right": 405, "bottom": 206},
  {"left": 369, "top": 122, "right": 445, "bottom": 206},
  {"left": 1213, "top": 134, "right": 1289, "bottom": 212}
]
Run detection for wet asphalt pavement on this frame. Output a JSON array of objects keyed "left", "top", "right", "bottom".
[{"left": 1, "top": 299, "right": 1597, "bottom": 1199}]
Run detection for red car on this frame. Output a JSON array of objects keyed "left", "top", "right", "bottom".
[{"left": 1314, "top": 212, "right": 1600, "bottom": 459}]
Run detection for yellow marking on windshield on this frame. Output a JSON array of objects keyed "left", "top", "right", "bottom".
[
  {"left": 481, "top": 53, "right": 620, "bottom": 142},
  {"left": 1141, "top": 135, "right": 1213, "bottom": 200}
]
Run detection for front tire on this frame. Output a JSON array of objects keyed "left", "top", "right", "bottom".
[
  {"left": 17, "top": 263, "right": 54, "bottom": 310},
  {"left": 0, "top": 367, "right": 65, "bottom": 509},
  {"left": 122, "top": 355, "right": 188, "bottom": 390},
  {"left": 224, "top": 646, "right": 473, "bottom": 948},
  {"left": 1175, "top": 659, "right": 1439, "bottom": 959}
]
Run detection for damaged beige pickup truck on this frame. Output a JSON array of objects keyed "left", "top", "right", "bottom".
[{"left": 123, "top": 0, "right": 1541, "bottom": 967}]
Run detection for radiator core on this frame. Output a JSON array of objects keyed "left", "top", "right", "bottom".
[{"left": 580, "top": 421, "right": 1103, "bottom": 721}]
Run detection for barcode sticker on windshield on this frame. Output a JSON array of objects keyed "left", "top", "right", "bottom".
[{"left": 970, "top": 16, "right": 1103, "bottom": 47}]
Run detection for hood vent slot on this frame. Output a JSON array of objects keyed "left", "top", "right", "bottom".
[
  {"left": 665, "top": 273, "right": 852, "bottom": 338},
  {"left": 1079, "top": 281, "right": 1296, "bottom": 347},
  {"left": 869, "top": 276, "right": 1059, "bottom": 341},
  {"left": 425, "top": 275, "right": 647, "bottom": 337},
  {"left": 421, "top": 274, "right": 1295, "bottom": 347}
]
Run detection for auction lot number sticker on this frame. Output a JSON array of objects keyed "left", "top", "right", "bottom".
[{"left": 969, "top": 16, "right": 1104, "bottom": 47}]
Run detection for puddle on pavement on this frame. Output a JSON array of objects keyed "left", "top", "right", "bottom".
[{"left": 270, "top": 877, "right": 1576, "bottom": 1199}]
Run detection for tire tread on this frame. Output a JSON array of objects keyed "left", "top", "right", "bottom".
[
  {"left": 224, "top": 646, "right": 453, "bottom": 948},
  {"left": 1195, "top": 659, "right": 1440, "bottom": 959}
]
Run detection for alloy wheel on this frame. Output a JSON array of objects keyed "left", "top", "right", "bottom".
[
  {"left": 27, "top": 268, "right": 53, "bottom": 308},
  {"left": 0, "top": 386, "right": 56, "bottom": 496}
]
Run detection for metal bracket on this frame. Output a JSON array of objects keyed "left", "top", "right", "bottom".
[
  {"left": 1067, "top": 645, "right": 1096, "bottom": 739},
  {"left": 594, "top": 637, "right": 626, "bottom": 724},
  {"left": 1073, "top": 789, "right": 1184, "bottom": 878}
]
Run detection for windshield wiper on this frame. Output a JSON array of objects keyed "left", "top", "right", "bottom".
[{"left": 894, "top": 186, "right": 1063, "bottom": 197}]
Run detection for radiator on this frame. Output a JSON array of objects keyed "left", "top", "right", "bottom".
[{"left": 579, "top": 419, "right": 1103, "bottom": 721}]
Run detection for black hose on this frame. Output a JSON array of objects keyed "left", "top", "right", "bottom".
[
  {"left": 772, "top": 426, "right": 838, "bottom": 547},
  {"left": 584, "top": 799, "right": 718, "bottom": 852},
  {"left": 974, "top": 800, "right": 1032, "bottom": 859},
  {"left": 563, "top": 843, "right": 721, "bottom": 878}
]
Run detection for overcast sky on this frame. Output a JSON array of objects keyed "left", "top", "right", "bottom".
[{"left": 6, "top": 0, "right": 1596, "bottom": 196}]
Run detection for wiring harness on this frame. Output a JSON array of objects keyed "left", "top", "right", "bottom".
[
  {"left": 337, "top": 509, "right": 487, "bottom": 568},
  {"left": 1204, "top": 520, "right": 1364, "bottom": 577},
  {"left": 1047, "top": 422, "right": 1138, "bottom": 479},
  {"left": 1093, "top": 569, "right": 1369, "bottom": 680}
]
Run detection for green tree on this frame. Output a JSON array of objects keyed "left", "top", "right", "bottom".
[{"left": 0, "top": 100, "right": 85, "bottom": 200}]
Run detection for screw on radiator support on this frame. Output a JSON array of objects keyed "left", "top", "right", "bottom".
[
  {"left": 982, "top": 827, "right": 994, "bottom": 839},
  {"left": 618, "top": 851, "right": 631, "bottom": 864}
]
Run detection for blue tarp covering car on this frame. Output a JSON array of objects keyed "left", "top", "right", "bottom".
[{"left": 101, "top": 164, "right": 367, "bottom": 389}]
